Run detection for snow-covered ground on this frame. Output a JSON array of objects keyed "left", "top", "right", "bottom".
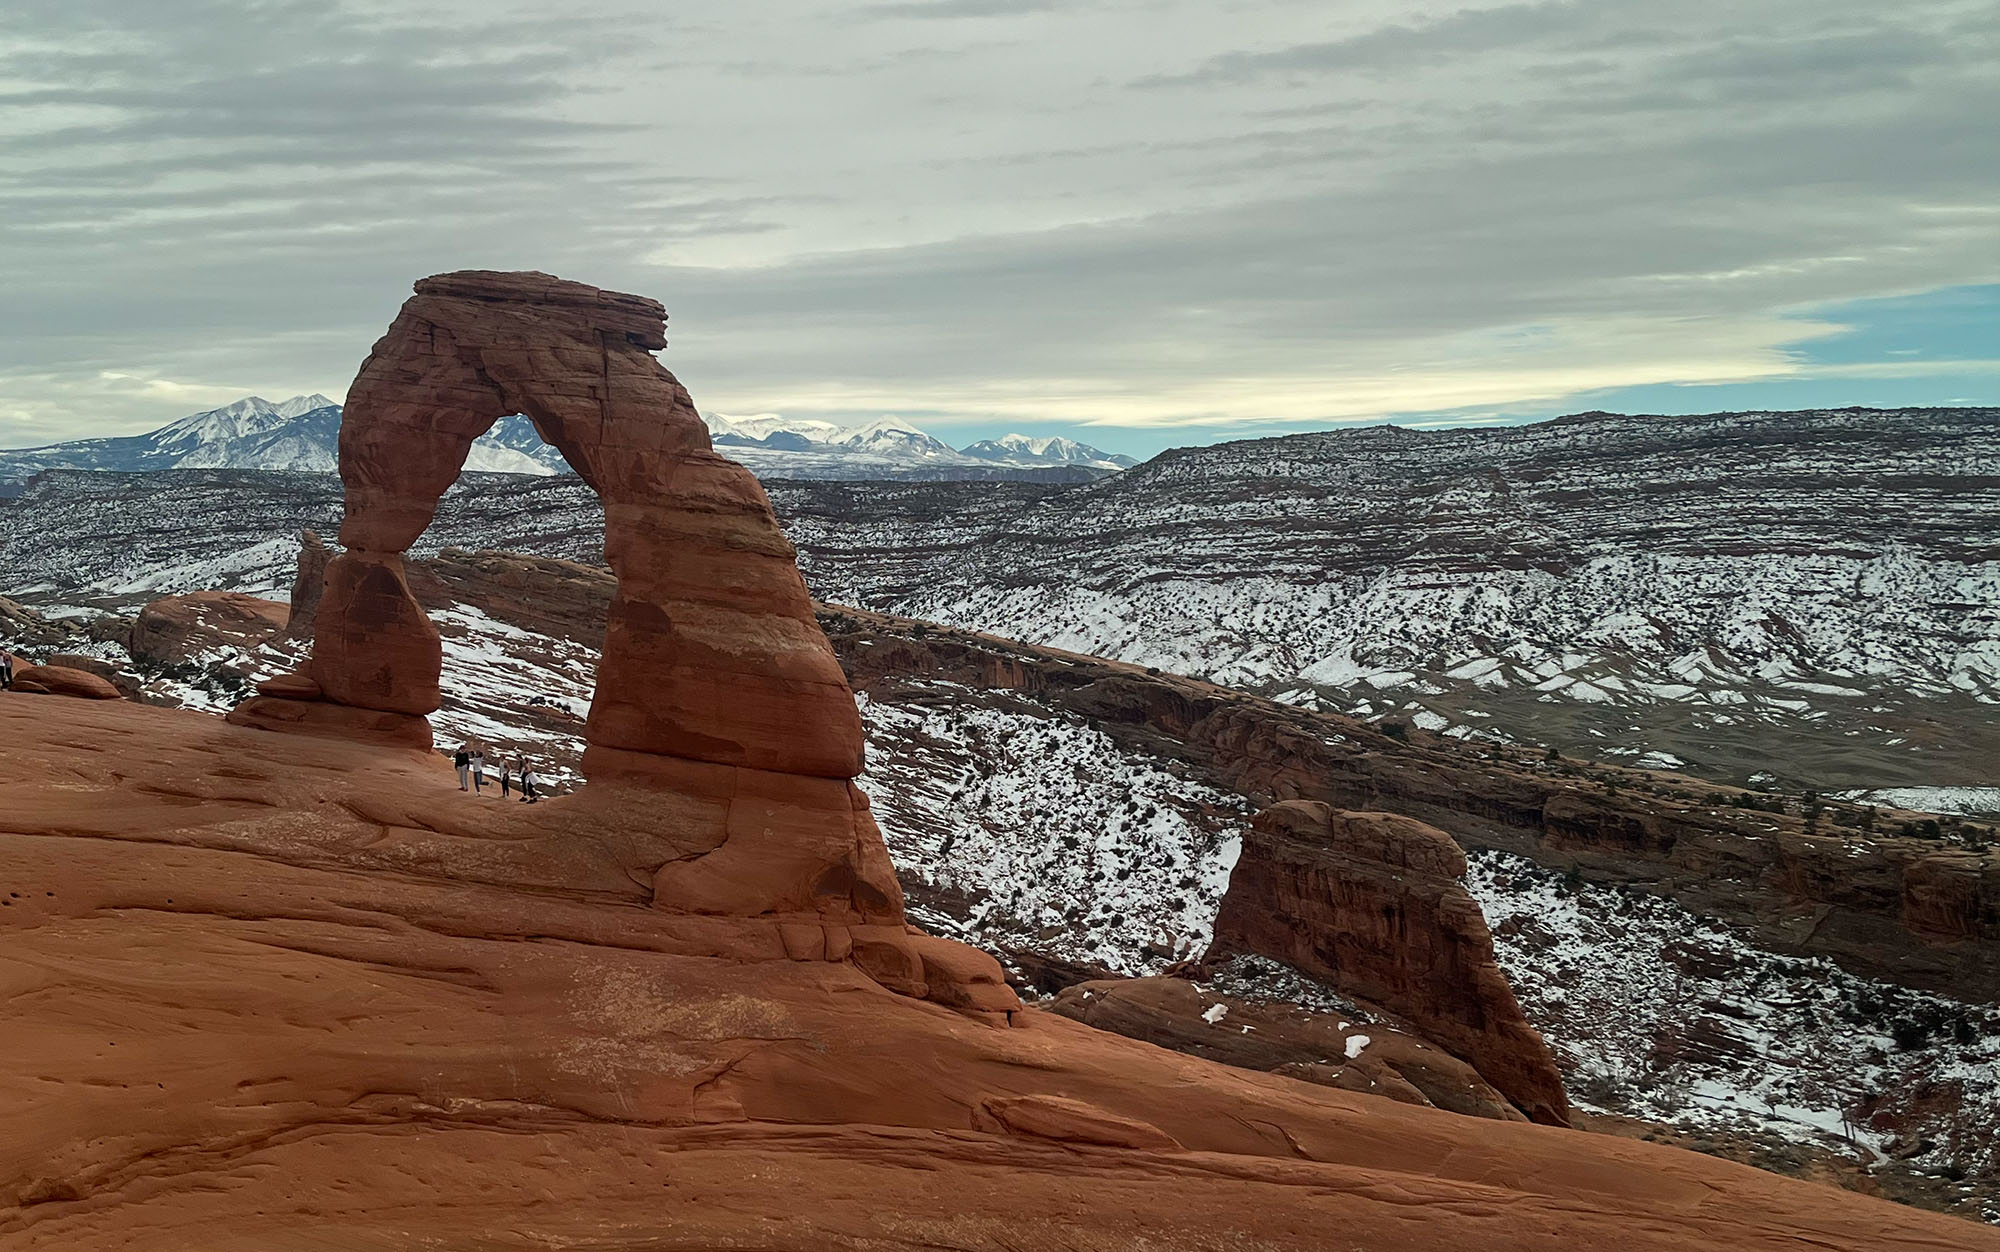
[
  {"left": 427, "top": 604, "right": 595, "bottom": 787},
  {"left": 857, "top": 683, "right": 1248, "bottom": 974},
  {"left": 1467, "top": 849, "right": 2000, "bottom": 1210},
  {"left": 1834, "top": 787, "right": 2000, "bottom": 817}
]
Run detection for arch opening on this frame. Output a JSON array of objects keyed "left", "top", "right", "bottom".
[{"left": 247, "top": 270, "right": 865, "bottom": 785}]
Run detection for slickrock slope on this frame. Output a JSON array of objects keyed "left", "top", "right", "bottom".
[{"left": 4, "top": 694, "right": 1995, "bottom": 1251}]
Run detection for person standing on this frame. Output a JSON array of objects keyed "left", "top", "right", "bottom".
[
  {"left": 499, "top": 758, "right": 513, "bottom": 799},
  {"left": 471, "top": 750, "right": 486, "bottom": 794},
  {"left": 453, "top": 744, "right": 472, "bottom": 791}
]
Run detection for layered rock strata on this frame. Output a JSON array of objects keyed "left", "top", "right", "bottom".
[{"left": 1210, "top": 802, "right": 1571, "bottom": 1126}]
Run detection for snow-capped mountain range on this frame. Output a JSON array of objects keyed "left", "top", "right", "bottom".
[
  {"left": 0, "top": 395, "right": 566, "bottom": 490},
  {"left": 0, "top": 397, "right": 1135, "bottom": 494},
  {"left": 703, "top": 412, "right": 1136, "bottom": 477}
]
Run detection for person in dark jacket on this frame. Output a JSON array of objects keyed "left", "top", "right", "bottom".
[{"left": 453, "top": 745, "right": 472, "bottom": 791}]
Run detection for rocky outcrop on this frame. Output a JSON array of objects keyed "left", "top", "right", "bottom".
[
  {"left": 281, "top": 528, "right": 330, "bottom": 638},
  {"left": 2, "top": 694, "right": 1989, "bottom": 1251},
  {"left": 1050, "top": 976, "right": 1525, "bottom": 1121},
  {"left": 128, "top": 591, "right": 287, "bottom": 668},
  {"left": 44, "top": 655, "right": 141, "bottom": 700},
  {"left": 1208, "top": 803, "right": 1570, "bottom": 1126},
  {"left": 0, "top": 596, "right": 77, "bottom": 653},
  {"left": 8, "top": 664, "right": 121, "bottom": 700}
]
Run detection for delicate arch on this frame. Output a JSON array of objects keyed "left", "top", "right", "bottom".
[{"left": 305, "top": 270, "right": 864, "bottom": 781}]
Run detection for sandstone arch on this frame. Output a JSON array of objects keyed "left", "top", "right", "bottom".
[
  {"left": 229, "top": 271, "right": 978, "bottom": 953},
  {"left": 274, "top": 270, "right": 863, "bottom": 781}
]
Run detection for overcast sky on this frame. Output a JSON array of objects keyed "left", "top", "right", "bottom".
[{"left": 2, "top": 0, "right": 1995, "bottom": 455}]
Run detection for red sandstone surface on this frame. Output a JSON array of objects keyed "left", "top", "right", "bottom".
[
  {"left": 3, "top": 693, "right": 1993, "bottom": 1250},
  {"left": 8, "top": 663, "right": 120, "bottom": 700}
]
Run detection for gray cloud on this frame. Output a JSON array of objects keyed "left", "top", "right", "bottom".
[
  {"left": 1143, "top": 1, "right": 1628, "bottom": 85},
  {"left": 858, "top": 0, "right": 1062, "bottom": 19},
  {"left": 0, "top": 0, "right": 1995, "bottom": 445}
]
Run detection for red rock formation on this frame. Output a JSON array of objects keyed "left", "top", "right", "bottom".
[
  {"left": 7, "top": 664, "right": 120, "bottom": 700},
  {"left": 260, "top": 269, "right": 860, "bottom": 781},
  {"left": 0, "top": 695, "right": 1990, "bottom": 1251},
  {"left": 1209, "top": 801, "right": 1572, "bottom": 1126},
  {"left": 44, "top": 654, "right": 140, "bottom": 700},
  {"left": 128, "top": 591, "right": 288, "bottom": 668},
  {"left": 280, "top": 528, "right": 330, "bottom": 639},
  {"left": 225, "top": 271, "right": 987, "bottom": 1013}
]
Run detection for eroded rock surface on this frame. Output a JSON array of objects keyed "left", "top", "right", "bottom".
[
  {"left": 9, "top": 664, "right": 121, "bottom": 700},
  {"left": 1050, "top": 975, "right": 1526, "bottom": 1121}
]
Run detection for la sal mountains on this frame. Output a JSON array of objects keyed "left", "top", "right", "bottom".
[
  {"left": 0, "top": 395, "right": 1136, "bottom": 494},
  {"left": 702, "top": 412, "right": 1135, "bottom": 477}
]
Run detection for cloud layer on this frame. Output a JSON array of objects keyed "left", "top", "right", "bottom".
[{"left": 1, "top": 0, "right": 1994, "bottom": 446}]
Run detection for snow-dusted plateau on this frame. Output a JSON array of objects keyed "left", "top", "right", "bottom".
[{"left": 9, "top": 404, "right": 1993, "bottom": 796}]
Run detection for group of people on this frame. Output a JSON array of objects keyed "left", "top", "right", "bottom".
[{"left": 452, "top": 744, "right": 542, "bottom": 802}]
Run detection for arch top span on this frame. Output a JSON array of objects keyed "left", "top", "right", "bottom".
[{"left": 268, "top": 269, "right": 867, "bottom": 785}]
